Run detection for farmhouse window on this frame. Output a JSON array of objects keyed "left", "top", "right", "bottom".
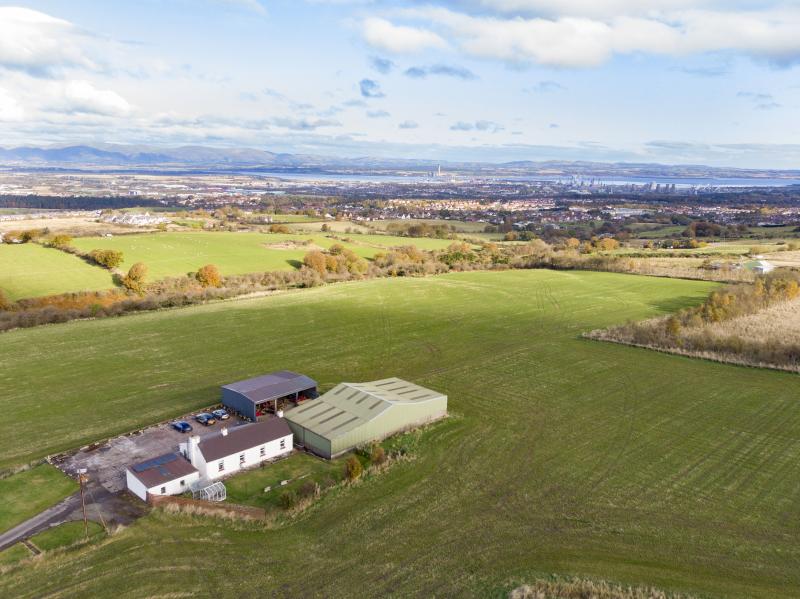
[
  {"left": 239, "top": 453, "right": 245, "bottom": 465},
  {"left": 160, "top": 486, "right": 166, "bottom": 494},
  {"left": 218, "top": 461, "right": 225, "bottom": 472},
  {"left": 260, "top": 446, "right": 266, "bottom": 457},
  {"left": 280, "top": 439, "right": 286, "bottom": 450}
]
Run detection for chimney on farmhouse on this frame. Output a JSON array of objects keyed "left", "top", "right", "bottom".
[{"left": 187, "top": 435, "right": 200, "bottom": 465}]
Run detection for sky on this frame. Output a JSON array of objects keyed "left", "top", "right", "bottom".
[{"left": 0, "top": 1, "right": 799, "bottom": 167}]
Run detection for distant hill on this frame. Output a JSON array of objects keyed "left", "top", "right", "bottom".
[{"left": 1, "top": 143, "right": 799, "bottom": 180}]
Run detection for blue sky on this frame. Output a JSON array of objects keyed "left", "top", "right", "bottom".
[{"left": 0, "top": 1, "right": 799, "bottom": 167}]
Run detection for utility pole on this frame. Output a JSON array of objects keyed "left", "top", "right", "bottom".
[{"left": 77, "top": 468, "right": 89, "bottom": 538}]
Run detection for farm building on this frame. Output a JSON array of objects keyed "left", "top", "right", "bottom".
[
  {"left": 180, "top": 418, "right": 293, "bottom": 480},
  {"left": 284, "top": 378, "right": 447, "bottom": 459},
  {"left": 221, "top": 371, "right": 318, "bottom": 421},
  {"left": 126, "top": 453, "right": 200, "bottom": 501}
]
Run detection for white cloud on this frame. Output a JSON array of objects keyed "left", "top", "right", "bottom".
[
  {"left": 0, "top": 87, "right": 24, "bottom": 122},
  {"left": 476, "top": 0, "right": 720, "bottom": 18},
  {"left": 49, "top": 80, "right": 132, "bottom": 117},
  {"left": 0, "top": 7, "right": 99, "bottom": 77},
  {"left": 395, "top": 6, "right": 800, "bottom": 67},
  {"left": 362, "top": 17, "right": 447, "bottom": 53}
]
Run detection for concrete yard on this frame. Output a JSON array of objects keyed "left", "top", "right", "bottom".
[{"left": 54, "top": 415, "right": 252, "bottom": 493}]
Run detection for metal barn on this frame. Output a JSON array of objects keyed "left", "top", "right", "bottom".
[
  {"left": 284, "top": 378, "right": 447, "bottom": 459},
  {"left": 221, "top": 371, "right": 317, "bottom": 421}
]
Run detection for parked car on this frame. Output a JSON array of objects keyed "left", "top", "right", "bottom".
[
  {"left": 195, "top": 413, "right": 216, "bottom": 426},
  {"left": 212, "top": 409, "right": 230, "bottom": 421},
  {"left": 171, "top": 421, "right": 193, "bottom": 433}
]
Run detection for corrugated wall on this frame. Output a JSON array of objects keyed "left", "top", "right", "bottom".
[
  {"left": 221, "top": 389, "right": 256, "bottom": 421},
  {"left": 330, "top": 396, "right": 447, "bottom": 456}
]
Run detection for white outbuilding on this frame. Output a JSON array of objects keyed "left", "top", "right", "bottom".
[
  {"left": 180, "top": 418, "right": 293, "bottom": 481},
  {"left": 125, "top": 453, "right": 200, "bottom": 501}
]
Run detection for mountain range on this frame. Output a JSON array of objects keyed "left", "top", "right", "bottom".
[{"left": 1, "top": 144, "right": 799, "bottom": 180}]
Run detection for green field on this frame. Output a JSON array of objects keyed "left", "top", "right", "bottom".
[
  {"left": 70, "top": 232, "right": 456, "bottom": 281},
  {"left": 29, "top": 521, "right": 105, "bottom": 552},
  {"left": 0, "top": 465, "right": 78, "bottom": 534},
  {"left": 1, "top": 270, "right": 800, "bottom": 597},
  {"left": 0, "top": 543, "right": 31, "bottom": 567},
  {"left": 0, "top": 244, "right": 114, "bottom": 301}
]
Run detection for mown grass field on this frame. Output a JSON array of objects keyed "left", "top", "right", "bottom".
[
  {"left": 70, "top": 231, "right": 455, "bottom": 280},
  {"left": 0, "top": 244, "right": 114, "bottom": 301},
  {"left": 0, "top": 465, "right": 77, "bottom": 533},
  {"left": 1, "top": 270, "right": 799, "bottom": 597},
  {"left": 29, "top": 521, "right": 105, "bottom": 552}
]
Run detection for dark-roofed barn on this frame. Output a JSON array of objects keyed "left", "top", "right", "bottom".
[{"left": 221, "top": 371, "right": 317, "bottom": 421}]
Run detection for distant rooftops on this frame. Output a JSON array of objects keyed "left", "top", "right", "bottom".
[
  {"left": 128, "top": 452, "right": 198, "bottom": 488},
  {"left": 198, "top": 418, "right": 292, "bottom": 462},
  {"left": 221, "top": 371, "right": 317, "bottom": 405}
]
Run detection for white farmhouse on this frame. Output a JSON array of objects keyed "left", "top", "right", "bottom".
[
  {"left": 125, "top": 453, "right": 201, "bottom": 501},
  {"left": 180, "top": 418, "right": 293, "bottom": 481}
]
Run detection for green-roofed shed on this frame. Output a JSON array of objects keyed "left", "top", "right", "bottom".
[{"left": 284, "top": 378, "right": 447, "bottom": 459}]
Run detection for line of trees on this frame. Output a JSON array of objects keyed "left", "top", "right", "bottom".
[{"left": 0, "top": 235, "right": 781, "bottom": 332}]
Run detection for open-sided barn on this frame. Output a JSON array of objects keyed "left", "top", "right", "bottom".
[
  {"left": 284, "top": 377, "right": 447, "bottom": 459},
  {"left": 221, "top": 371, "right": 317, "bottom": 421}
]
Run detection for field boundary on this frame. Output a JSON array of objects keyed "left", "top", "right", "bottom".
[{"left": 582, "top": 334, "right": 800, "bottom": 375}]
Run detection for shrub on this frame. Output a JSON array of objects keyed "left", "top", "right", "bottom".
[
  {"left": 370, "top": 445, "right": 386, "bottom": 466},
  {"left": 298, "top": 481, "right": 320, "bottom": 499},
  {"left": 303, "top": 250, "right": 327, "bottom": 277},
  {"left": 345, "top": 456, "right": 363, "bottom": 481},
  {"left": 268, "top": 224, "right": 292, "bottom": 234},
  {"left": 121, "top": 262, "right": 148, "bottom": 294},
  {"left": 278, "top": 490, "right": 297, "bottom": 509},
  {"left": 48, "top": 234, "right": 73, "bottom": 249},
  {"left": 0, "top": 289, "right": 11, "bottom": 311},
  {"left": 196, "top": 264, "right": 222, "bottom": 288},
  {"left": 88, "top": 249, "right": 124, "bottom": 269}
]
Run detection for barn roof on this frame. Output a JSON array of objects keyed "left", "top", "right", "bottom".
[
  {"left": 284, "top": 378, "right": 446, "bottom": 440},
  {"left": 221, "top": 371, "right": 317, "bottom": 405},
  {"left": 128, "top": 453, "right": 197, "bottom": 488},
  {"left": 198, "top": 418, "right": 292, "bottom": 462}
]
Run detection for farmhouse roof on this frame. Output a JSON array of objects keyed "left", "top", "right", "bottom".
[
  {"left": 128, "top": 453, "right": 197, "bottom": 488},
  {"left": 198, "top": 418, "right": 292, "bottom": 462},
  {"left": 285, "top": 378, "right": 446, "bottom": 440},
  {"left": 221, "top": 371, "right": 317, "bottom": 404}
]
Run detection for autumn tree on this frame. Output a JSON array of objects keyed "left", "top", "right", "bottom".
[
  {"left": 89, "top": 249, "right": 124, "bottom": 269},
  {"left": 196, "top": 264, "right": 222, "bottom": 288},
  {"left": 303, "top": 250, "right": 327, "bottom": 276},
  {"left": 594, "top": 237, "right": 620, "bottom": 251},
  {"left": 122, "top": 262, "right": 148, "bottom": 294},
  {"left": 49, "top": 234, "right": 73, "bottom": 249},
  {"left": 268, "top": 224, "right": 291, "bottom": 234}
]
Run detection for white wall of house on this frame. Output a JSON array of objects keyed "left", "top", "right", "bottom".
[
  {"left": 125, "top": 469, "right": 200, "bottom": 501},
  {"left": 197, "top": 433, "right": 293, "bottom": 481},
  {"left": 126, "top": 470, "right": 149, "bottom": 501}
]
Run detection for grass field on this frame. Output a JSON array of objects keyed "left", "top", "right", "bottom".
[
  {"left": 0, "top": 244, "right": 114, "bottom": 301},
  {"left": 0, "top": 465, "right": 78, "bottom": 534},
  {"left": 29, "top": 521, "right": 105, "bottom": 552},
  {"left": 70, "top": 231, "right": 456, "bottom": 280},
  {"left": 225, "top": 452, "right": 348, "bottom": 510},
  {"left": 0, "top": 543, "right": 31, "bottom": 567},
  {"left": 2, "top": 270, "right": 800, "bottom": 597}
]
